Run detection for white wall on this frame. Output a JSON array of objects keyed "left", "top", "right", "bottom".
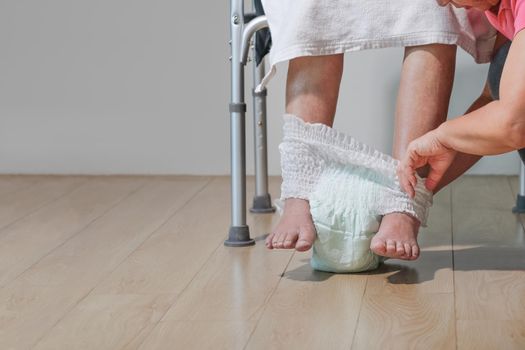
[{"left": 0, "top": 1, "right": 520, "bottom": 175}]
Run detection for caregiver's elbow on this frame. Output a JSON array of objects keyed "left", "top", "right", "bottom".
[{"left": 502, "top": 108, "right": 525, "bottom": 150}]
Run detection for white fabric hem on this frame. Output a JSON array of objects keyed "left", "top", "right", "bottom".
[{"left": 256, "top": 32, "right": 495, "bottom": 92}]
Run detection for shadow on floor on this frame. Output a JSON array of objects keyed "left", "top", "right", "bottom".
[{"left": 283, "top": 245, "right": 525, "bottom": 284}]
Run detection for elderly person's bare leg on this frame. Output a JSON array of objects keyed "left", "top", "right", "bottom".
[
  {"left": 420, "top": 35, "right": 512, "bottom": 193},
  {"left": 371, "top": 44, "right": 456, "bottom": 260},
  {"left": 266, "top": 54, "right": 343, "bottom": 251}
]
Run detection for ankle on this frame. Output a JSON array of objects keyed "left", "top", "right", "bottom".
[
  {"left": 383, "top": 212, "right": 421, "bottom": 227},
  {"left": 283, "top": 198, "right": 311, "bottom": 214}
]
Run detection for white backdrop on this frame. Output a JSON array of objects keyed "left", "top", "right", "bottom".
[{"left": 0, "top": 1, "right": 520, "bottom": 175}]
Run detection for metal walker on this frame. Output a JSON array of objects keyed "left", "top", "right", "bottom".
[{"left": 225, "top": 0, "right": 274, "bottom": 247}]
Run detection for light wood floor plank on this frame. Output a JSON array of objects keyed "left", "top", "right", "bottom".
[
  {"left": 452, "top": 176, "right": 525, "bottom": 346},
  {"left": 350, "top": 186, "right": 456, "bottom": 348},
  {"left": 453, "top": 211, "right": 525, "bottom": 321},
  {"left": 454, "top": 266, "right": 525, "bottom": 321},
  {"left": 452, "top": 175, "right": 515, "bottom": 210},
  {"left": 34, "top": 177, "right": 283, "bottom": 350},
  {"left": 138, "top": 321, "right": 257, "bottom": 350},
  {"left": 246, "top": 251, "right": 366, "bottom": 350},
  {"left": 0, "top": 176, "right": 86, "bottom": 230},
  {"left": 508, "top": 175, "right": 519, "bottom": 195},
  {"left": 132, "top": 178, "right": 294, "bottom": 349},
  {"left": 0, "top": 175, "right": 522, "bottom": 349},
  {"left": 92, "top": 176, "right": 248, "bottom": 296},
  {"left": 456, "top": 320, "right": 525, "bottom": 350},
  {"left": 158, "top": 239, "right": 292, "bottom": 323},
  {"left": 363, "top": 245, "right": 453, "bottom": 296},
  {"left": 0, "top": 177, "right": 144, "bottom": 287},
  {"left": 453, "top": 207, "right": 524, "bottom": 246},
  {"left": 34, "top": 294, "right": 176, "bottom": 350},
  {"left": 352, "top": 293, "right": 455, "bottom": 350},
  {"left": 0, "top": 175, "right": 41, "bottom": 196},
  {"left": 0, "top": 177, "right": 209, "bottom": 349},
  {"left": 151, "top": 184, "right": 286, "bottom": 318}
]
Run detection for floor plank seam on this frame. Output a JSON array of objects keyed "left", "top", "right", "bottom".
[
  {"left": 121, "top": 315, "right": 166, "bottom": 350},
  {"left": 0, "top": 179, "right": 147, "bottom": 291},
  {"left": 0, "top": 178, "right": 89, "bottom": 235},
  {"left": 241, "top": 250, "right": 297, "bottom": 350},
  {"left": 349, "top": 272, "right": 369, "bottom": 350}
]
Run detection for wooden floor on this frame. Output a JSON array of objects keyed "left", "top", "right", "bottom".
[{"left": 0, "top": 175, "right": 524, "bottom": 349}]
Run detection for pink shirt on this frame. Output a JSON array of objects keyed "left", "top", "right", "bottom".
[{"left": 485, "top": 0, "right": 525, "bottom": 39}]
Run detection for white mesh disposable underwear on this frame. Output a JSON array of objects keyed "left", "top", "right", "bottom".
[{"left": 279, "top": 115, "right": 433, "bottom": 273}]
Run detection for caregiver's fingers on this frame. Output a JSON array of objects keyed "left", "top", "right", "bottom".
[
  {"left": 424, "top": 149, "right": 456, "bottom": 192},
  {"left": 408, "top": 172, "right": 418, "bottom": 190},
  {"left": 425, "top": 168, "right": 445, "bottom": 192},
  {"left": 397, "top": 163, "right": 416, "bottom": 198}
]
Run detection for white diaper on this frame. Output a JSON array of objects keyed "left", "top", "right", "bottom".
[{"left": 279, "top": 115, "right": 433, "bottom": 273}]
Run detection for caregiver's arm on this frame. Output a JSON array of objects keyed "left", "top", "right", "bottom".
[
  {"left": 436, "top": 30, "right": 525, "bottom": 155},
  {"left": 398, "top": 31, "right": 525, "bottom": 197}
]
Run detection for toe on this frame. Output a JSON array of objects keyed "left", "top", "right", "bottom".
[
  {"left": 295, "top": 226, "right": 315, "bottom": 252},
  {"left": 370, "top": 237, "right": 387, "bottom": 255},
  {"left": 283, "top": 232, "right": 298, "bottom": 249},
  {"left": 395, "top": 241, "right": 406, "bottom": 257},
  {"left": 273, "top": 231, "right": 286, "bottom": 249},
  {"left": 411, "top": 243, "right": 420, "bottom": 260},
  {"left": 295, "top": 239, "right": 312, "bottom": 252},
  {"left": 265, "top": 233, "right": 275, "bottom": 249},
  {"left": 386, "top": 240, "right": 396, "bottom": 255},
  {"left": 403, "top": 242, "right": 412, "bottom": 259}
]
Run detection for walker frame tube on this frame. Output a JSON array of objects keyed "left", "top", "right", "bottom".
[
  {"left": 225, "top": 0, "right": 272, "bottom": 246},
  {"left": 250, "top": 27, "right": 275, "bottom": 213},
  {"left": 225, "top": 0, "right": 254, "bottom": 247}
]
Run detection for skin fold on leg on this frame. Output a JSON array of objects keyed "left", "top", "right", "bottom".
[
  {"left": 371, "top": 44, "right": 457, "bottom": 260},
  {"left": 265, "top": 54, "right": 344, "bottom": 251}
]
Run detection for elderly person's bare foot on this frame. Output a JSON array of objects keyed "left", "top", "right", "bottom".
[
  {"left": 265, "top": 198, "right": 317, "bottom": 251},
  {"left": 370, "top": 213, "right": 420, "bottom": 260}
]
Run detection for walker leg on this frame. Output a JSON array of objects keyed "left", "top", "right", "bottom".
[
  {"left": 250, "top": 52, "right": 275, "bottom": 214},
  {"left": 225, "top": 0, "right": 254, "bottom": 247}
]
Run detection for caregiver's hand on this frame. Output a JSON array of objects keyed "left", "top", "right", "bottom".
[{"left": 397, "top": 128, "right": 456, "bottom": 198}]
